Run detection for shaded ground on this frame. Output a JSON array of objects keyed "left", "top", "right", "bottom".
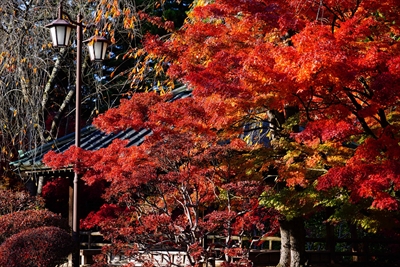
[{"left": 308, "top": 263, "right": 400, "bottom": 267}]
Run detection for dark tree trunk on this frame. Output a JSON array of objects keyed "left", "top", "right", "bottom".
[
  {"left": 350, "top": 223, "right": 359, "bottom": 262},
  {"left": 277, "top": 217, "right": 306, "bottom": 267},
  {"left": 326, "top": 207, "right": 336, "bottom": 264}
]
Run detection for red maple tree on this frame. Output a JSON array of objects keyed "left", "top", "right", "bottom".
[
  {"left": 140, "top": 0, "right": 400, "bottom": 265},
  {"left": 45, "top": 92, "right": 279, "bottom": 265},
  {"left": 44, "top": 0, "right": 400, "bottom": 266}
]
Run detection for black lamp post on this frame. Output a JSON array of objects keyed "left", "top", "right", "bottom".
[{"left": 46, "top": 2, "right": 109, "bottom": 267}]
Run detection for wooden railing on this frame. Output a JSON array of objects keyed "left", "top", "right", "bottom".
[
  {"left": 80, "top": 231, "right": 107, "bottom": 266},
  {"left": 79, "top": 232, "right": 400, "bottom": 266},
  {"left": 80, "top": 231, "right": 108, "bottom": 249},
  {"left": 205, "top": 235, "right": 282, "bottom": 250}
]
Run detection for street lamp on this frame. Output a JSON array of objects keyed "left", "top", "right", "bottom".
[
  {"left": 85, "top": 35, "right": 109, "bottom": 62},
  {"left": 46, "top": 2, "right": 109, "bottom": 267}
]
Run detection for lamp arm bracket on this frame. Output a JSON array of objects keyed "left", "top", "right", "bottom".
[
  {"left": 58, "top": 2, "right": 98, "bottom": 30},
  {"left": 62, "top": 12, "right": 98, "bottom": 30}
]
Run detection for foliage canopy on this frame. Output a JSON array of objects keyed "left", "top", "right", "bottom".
[{"left": 44, "top": 0, "right": 400, "bottom": 265}]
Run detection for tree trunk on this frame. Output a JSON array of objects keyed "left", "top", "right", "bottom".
[
  {"left": 36, "top": 176, "right": 44, "bottom": 195},
  {"left": 290, "top": 217, "right": 306, "bottom": 267},
  {"left": 277, "top": 218, "right": 306, "bottom": 267},
  {"left": 350, "top": 223, "right": 359, "bottom": 262},
  {"left": 49, "top": 88, "right": 75, "bottom": 139},
  {"left": 278, "top": 219, "right": 291, "bottom": 267},
  {"left": 326, "top": 208, "right": 335, "bottom": 264}
]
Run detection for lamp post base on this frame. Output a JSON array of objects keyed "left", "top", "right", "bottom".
[{"left": 72, "top": 230, "right": 80, "bottom": 266}]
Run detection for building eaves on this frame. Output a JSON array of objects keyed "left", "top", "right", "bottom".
[{"left": 10, "top": 87, "right": 192, "bottom": 173}]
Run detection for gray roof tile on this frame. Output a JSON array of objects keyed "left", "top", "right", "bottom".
[{"left": 11, "top": 88, "right": 192, "bottom": 172}]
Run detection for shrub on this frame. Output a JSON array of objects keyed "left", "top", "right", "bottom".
[
  {"left": 0, "top": 189, "right": 45, "bottom": 215},
  {"left": 0, "top": 209, "right": 69, "bottom": 243},
  {"left": 0, "top": 226, "right": 73, "bottom": 267}
]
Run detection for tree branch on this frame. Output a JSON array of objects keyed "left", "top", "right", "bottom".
[
  {"left": 42, "top": 48, "right": 67, "bottom": 114},
  {"left": 346, "top": 91, "right": 377, "bottom": 139}
]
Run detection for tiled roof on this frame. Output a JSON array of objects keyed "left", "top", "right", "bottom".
[{"left": 10, "top": 87, "right": 192, "bottom": 173}]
